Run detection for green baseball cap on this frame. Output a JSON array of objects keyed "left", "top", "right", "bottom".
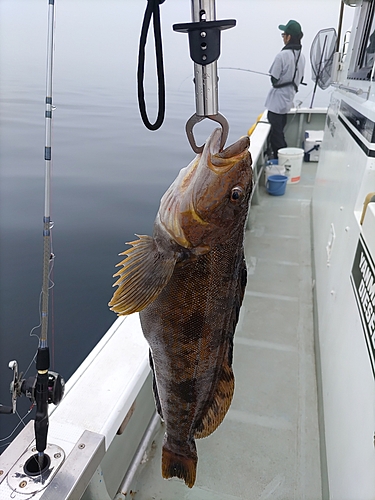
[{"left": 278, "top": 20, "right": 303, "bottom": 38}]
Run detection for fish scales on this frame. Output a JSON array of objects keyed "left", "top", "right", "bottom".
[
  {"left": 109, "top": 128, "right": 252, "bottom": 488},
  {"left": 140, "top": 237, "right": 246, "bottom": 468}
]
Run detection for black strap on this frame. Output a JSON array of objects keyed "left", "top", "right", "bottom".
[
  {"left": 137, "top": 0, "right": 166, "bottom": 131},
  {"left": 273, "top": 49, "right": 301, "bottom": 92},
  {"left": 273, "top": 80, "right": 299, "bottom": 92}
]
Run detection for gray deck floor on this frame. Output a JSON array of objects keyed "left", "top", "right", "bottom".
[{"left": 132, "top": 162, "right": 322, "bottom": 500}]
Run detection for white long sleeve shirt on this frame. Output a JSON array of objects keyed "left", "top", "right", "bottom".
[{"left": 265, "top": 47, "right": 305, "bottom": 114}]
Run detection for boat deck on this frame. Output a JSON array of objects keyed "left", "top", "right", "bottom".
[{"left": 128, "top": 161, "right": 322, "bottom": 500}]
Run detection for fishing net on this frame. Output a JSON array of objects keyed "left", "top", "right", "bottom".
[{"left": 310, "top": 28, "right": 337, "bottom": 90}]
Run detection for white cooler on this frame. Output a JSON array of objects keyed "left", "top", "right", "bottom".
[{"left": 304, "top": 130, "right": 324, "bottom": 162}]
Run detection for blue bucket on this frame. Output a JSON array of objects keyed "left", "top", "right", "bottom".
[
  {"left": 267, "top": 159, "right": 278, "bottom": 166},
  {"left": 266, "top": 174, "right": 288, "bottom": 196}
]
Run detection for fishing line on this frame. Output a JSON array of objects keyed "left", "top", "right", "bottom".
[
  {"left": 26, "top": 253, "right": 56, "bottom": 366},
  {"left": 5, "top": 254, "right": 55, "bottom": 414},
  {"left": 0, "top": 406, "right": 35, "bottom": 448},
  {"left": 0, "top": 249, "right": 56, "bottom": 446},
  {"left": 177, "top": 74, "right": 194, "bottom": 91},
  {"left": 0, "top": 246, "right": 56, "bottom": 448},
  {"left": 284, "top": 83, "right": 334, "bottom": 132},
  {"left": 176, "top": 67, "right": 270, "bottom": 91},
  {"left": 220, "top": 65, "right": 316, "bottom": 134},
  {"left": 51, "top": 266, "right": 55, "bottom": 371}
]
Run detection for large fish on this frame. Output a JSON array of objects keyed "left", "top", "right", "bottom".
[{"left": 109, "top": 128, "right": 252, "bottom": 487}]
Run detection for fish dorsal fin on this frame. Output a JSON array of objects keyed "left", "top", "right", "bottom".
[
  {"left": 109, "top": 234, "right": 177, "bottom": 315},
  {"left": 194, "top": 362, "right": 234, "bottom": 439}
]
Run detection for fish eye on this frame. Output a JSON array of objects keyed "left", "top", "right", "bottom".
[{"left": 230, "top": 187, "right": 244, "bottom": 202}]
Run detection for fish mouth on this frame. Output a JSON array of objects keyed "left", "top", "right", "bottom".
[
  {"left": 198, "top": 128, "right": 223, "bottom": 169},
  {"left": 158, "top": 156, "right": 201, "bottom": 248},
  {"left": 158, "top": 129, "right": 250, "bottom": 249},
  {"left": 207, "top": 131, "right": 250, "bottom": 174},
  {"left": 158, "top": 132, "right": 220, "bottom": 248},
  {"left": 205, "top": 127, "right": 223, "bottom": 155}
]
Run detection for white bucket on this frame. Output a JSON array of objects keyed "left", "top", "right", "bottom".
[
  {"left": 277, "top": 147, "right": 304, "bottom": 184},
  {"left": 265, "top": 160, "right": 286, "bottom": 182}
]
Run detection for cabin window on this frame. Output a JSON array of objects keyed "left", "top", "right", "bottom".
[{"left": 348, "top": 0, "right": 375, "bottom": 80}]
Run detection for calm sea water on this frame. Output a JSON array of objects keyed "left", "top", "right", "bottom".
[{"left": 0, "top": 0, "right": 352, "bottom": 447}]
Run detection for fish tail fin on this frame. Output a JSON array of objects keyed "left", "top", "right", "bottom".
[{"left": 162, "top": 442, "right": 197, "bottom": 488}]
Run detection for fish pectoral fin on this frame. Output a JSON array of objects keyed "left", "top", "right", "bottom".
[
  {"left": 194, "top": 363, "right": 234, "bottom": 439},
  {"left": 109, "top": 234, "right": 177, "bottom": 315}
]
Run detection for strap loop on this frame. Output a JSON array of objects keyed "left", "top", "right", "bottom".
[{"left": 137, "top": 0, "right": 166, "bottom": 131}]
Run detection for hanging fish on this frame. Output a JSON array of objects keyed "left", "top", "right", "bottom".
[{"left": 109, "top": 128, "right": 252, "bottom": 488}]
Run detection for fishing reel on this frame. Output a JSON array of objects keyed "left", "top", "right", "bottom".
[{"left": 0, "top": 360, "right": 64, "bottom": 415}]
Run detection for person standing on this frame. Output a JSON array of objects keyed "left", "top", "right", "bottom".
[{"left": 265, "top": 20, "right": 305, "bottom": 158}]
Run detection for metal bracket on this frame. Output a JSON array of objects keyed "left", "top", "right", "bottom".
[
  {"left": 6, "top": 443, "right": 65, "bottom": 495},
  {"left": 173, "top": 19, "right": 235, "bottom": 66},
  {"left": 173, "top": 1, "right": 235, "bottom": 153},
  {"left": 39, "top": 431, "right": 105, "bottom": 500},
  {"left": 331, "top": 82, "right": 370, "bottom": 98},
  {"left": 185, "top": 112, "right": 229, "bottom": 153}
]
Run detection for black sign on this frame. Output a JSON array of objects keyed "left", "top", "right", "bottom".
[{"left": 351, "top": 234, "right": 375, "bottom": 377}]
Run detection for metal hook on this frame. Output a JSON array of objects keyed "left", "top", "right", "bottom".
[{"left": 185, "top": 112, "right": 229, "bottom": 153}]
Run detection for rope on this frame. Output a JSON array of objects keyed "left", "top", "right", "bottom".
[{"left": 137, "top": 0, "right": 166, "bottom": 131}]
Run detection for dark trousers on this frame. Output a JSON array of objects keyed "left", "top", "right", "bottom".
[{"left": 267, "top": 111, "right": 287, "bottom": 158}]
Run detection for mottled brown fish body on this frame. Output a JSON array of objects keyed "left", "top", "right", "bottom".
[
  {"left": 140, "top": 235, "right": 246, "bottom": 487},
  {"left": 109, "top": 129, "right": 252, "bottom": 487}
]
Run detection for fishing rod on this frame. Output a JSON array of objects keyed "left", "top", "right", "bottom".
[
  {"left": 0, "top": 0, "right": 64, "bottom": 472},
  {"left": 220, "top": 66, "right": 270, "bottom": 76},
  {"left": 220, "top": 66, "right": 308, "bottom": 85},
  {"left": 34, "top": 0, "right": 56, "bottom": 471}
]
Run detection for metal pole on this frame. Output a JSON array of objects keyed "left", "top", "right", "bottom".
[
  {"left": 117, "top": 413, "right": 161, "bottom": 497},
  {"left": 191, "top": 0, "right": 218, "bottom": 116},
  {"left": 310, "top": 35, "right": 328, "bottom": 109},
  {"left": 336, "top": 0, "right": 345, "bottom": 52}
]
